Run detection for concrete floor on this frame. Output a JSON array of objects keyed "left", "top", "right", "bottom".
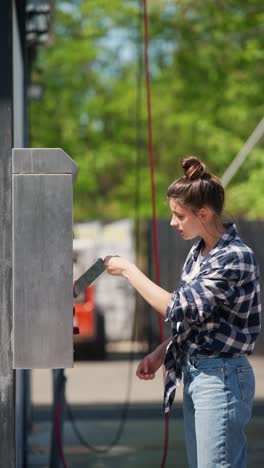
[{"left": 28, "top": 353, "right": 264, "bottom": 467}]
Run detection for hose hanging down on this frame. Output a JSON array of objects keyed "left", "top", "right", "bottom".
[{"left": 142, "top": 1, "right": 170, "bottom": 467}]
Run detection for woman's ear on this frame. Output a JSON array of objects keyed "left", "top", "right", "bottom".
[{"left": 198, "top": 207, "right": 210, "bottom": 220}]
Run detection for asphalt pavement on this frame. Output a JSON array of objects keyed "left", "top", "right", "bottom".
[{"left": 28, "top": 349, "right": 264, "bottom": 468}]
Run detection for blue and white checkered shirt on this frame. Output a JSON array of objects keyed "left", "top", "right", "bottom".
[{"left": 163, "top": 223, "right": 261, "bottom": 413}]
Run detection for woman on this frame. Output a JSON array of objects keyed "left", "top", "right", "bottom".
[{"left": 104, "top": 156, "right": 261, "bottom": 468}]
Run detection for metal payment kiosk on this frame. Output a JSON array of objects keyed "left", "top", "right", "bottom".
[{"left": 12, "top": 148, "right": 79, "bottom": 369}]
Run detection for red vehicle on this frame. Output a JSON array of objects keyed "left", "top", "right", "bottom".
[{"left": 73, "top": 243, "right": 106, "bottom": 360}]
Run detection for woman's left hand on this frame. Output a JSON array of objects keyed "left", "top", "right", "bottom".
[{"left": 104, "top": 255, "right": 133, "bottom": 277}]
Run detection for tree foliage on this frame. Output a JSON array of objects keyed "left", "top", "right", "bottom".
[{"left": 30, "top": 0, "right": 264, "bottom": 220}]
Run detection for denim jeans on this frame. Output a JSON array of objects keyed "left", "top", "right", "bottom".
[{"left": 182, "top": 355, "right": 255, "bottom": 468}]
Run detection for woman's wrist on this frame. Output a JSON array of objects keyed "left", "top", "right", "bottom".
[{"left": 122, "top": 262, "right": 138, "bottom": 280}]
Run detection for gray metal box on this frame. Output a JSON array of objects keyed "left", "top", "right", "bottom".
[{"left": 12, "top": 148, "right": 78, "bottom": 369}]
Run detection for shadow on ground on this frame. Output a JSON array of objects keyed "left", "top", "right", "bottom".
[{"left": 28, "top": 401, "right": 264, "bottom": 467}]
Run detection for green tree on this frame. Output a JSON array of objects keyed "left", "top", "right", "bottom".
[{"left": 30, "top": 0, "right": 264, "bottom": 220}]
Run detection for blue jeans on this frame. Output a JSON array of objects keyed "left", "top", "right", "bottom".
[{"left": 182, "top": 355, "right": 255, "bottom": 468}]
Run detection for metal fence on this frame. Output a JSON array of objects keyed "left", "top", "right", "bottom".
[{"left": 147, "top": 219, "right": 264, "bottom": 354}]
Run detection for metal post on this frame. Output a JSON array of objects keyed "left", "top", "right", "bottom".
[
  {"left": 221, "top": 117, "right": 264, "bottom": 188},
  {"left": 0, "top": 0, "right": 16, "bottom": 465},
  {"left": 49, "top": 369, "right": 67, "bottom": 468}
]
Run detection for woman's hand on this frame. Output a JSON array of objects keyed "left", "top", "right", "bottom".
[
  {"left": 136, "top": 349, "right": 164, "bottom": 380},
  {"left": 104, "top": 255, "right": 133, "bottom": 277}
]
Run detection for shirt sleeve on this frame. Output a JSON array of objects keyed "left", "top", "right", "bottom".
[{"left": 165, "top": 251, "right": 258, "bottom": 325}]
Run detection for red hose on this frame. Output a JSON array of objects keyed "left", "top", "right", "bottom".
[
  {"left": 143, "top": 1, "right": 169, "bottom": 467},
  {"left": 142, "top": 0, "right": 165, "bottom": 343}
]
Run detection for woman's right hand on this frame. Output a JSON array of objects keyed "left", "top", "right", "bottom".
[{"left": 136, "top": 348, "right": 164, "bottom": 380}]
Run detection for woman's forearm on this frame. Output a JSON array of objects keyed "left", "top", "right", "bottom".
[
  {"left": 104, "top": 256, "right": 172, "bottom": 316},
  {"left": 156, "top": 337, "right": 172, "bottom": 358},
  {"left": 123, "top": 263, "right": 172, "bottom": 316}
]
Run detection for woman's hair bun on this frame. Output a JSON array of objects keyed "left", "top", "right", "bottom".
[{"left": 182, "top": 156, "right": 206, "bottom": 180}]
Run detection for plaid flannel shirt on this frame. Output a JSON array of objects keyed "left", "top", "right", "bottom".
[{"left": 163, "top": 223, "right": 261, "bottom": 413}]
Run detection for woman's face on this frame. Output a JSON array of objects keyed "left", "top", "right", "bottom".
[{"left": 169, "top": 198, "right": 203, "bottom": 240}]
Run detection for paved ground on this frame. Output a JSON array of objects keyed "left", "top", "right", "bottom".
[{"left": 28, "top": 351, "right": 264, "bottom": 467}]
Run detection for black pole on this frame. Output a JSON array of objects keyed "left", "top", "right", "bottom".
[
  {"left": 50, "top": 369, "right": 67, "bottom": 468},
  {"left": 0, "top": 0, "right": 16, "bottom": 466}
]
